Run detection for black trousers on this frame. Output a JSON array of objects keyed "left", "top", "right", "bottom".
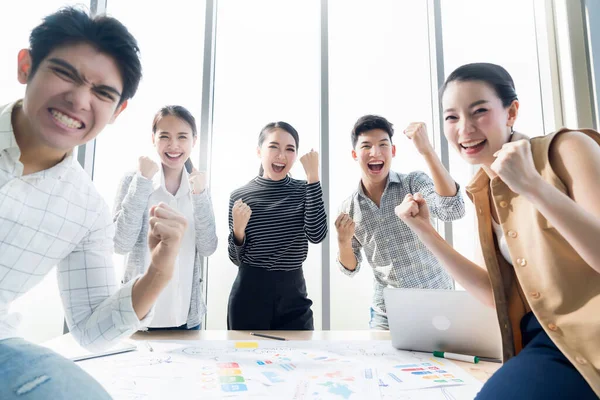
[{"left": 227, "top": 266, "right": 314, "bottom": 330}]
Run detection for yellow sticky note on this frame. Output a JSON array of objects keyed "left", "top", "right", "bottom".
[
  {"left": 219, "top": 369, "right": 242, "bottom": 375},
  {"left": 235, "top": 341, "right": 259, "bottom": 349}
]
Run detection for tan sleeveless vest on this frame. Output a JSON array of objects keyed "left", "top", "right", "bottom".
[{"left": 466, "top": 128, "right": 600, "bottom": 396}]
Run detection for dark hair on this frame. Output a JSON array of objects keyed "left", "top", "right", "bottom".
[
  {"left": 257, "top": 121, "right": 300, "bottom": 176},
  {"left": 351, "top": 115, "right": 394, "bottom": 148},
  {"left": 440, "top": 63, "right": 518, "bottom": 108},
  {"left": 152, "top": 105, "right": 198, "bottom": 137},
  {"left": 28, "top": 6, "right": 142, "bottom": 105}
]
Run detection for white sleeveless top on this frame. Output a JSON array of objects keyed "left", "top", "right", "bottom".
[{"left": 491, "top": 218, "right": 513, "bottom": 266}]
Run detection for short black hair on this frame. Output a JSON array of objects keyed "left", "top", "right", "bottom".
[
  {"left": 441, "top": 63, "right": 518, "bottom": 108},
  {"left": 28, "top": 6, "right": 142, "bottom": 105},
  {"left": 351, "top": 115, "right": 394, "bottom": 148}
]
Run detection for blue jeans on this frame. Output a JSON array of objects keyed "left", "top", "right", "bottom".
[
  {"left": 475, "top": 312, "right": 596, "bottom": 399},
  {"left": 369, "top": 307, "right": 389, "bottom": 330},
  {"left": 0, "top": 337, "right": 110, "bottom": 399}
]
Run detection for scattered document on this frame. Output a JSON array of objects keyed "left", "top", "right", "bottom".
[{"left": 76, "top": 340, "right": 484, "bottom": 399}]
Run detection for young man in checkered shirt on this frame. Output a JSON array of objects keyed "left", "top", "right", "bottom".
[
  {"left": 335, "top": 115, "right": 465, "bottom": 329},
  {"left": 0, "top": 7, "right": 186, "bottom": 399}
]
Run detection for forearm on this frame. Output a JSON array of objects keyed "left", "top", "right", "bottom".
[
  {"left": 525, "top": 179, "right": 600, "bottom": 274},
  {"left": 193, "top": 193, "right": 218, "bottom": 255},
  {"left": 415, "top": 226, "right": 494, "bottom": 307},
  {"left": 305, "top": 182, "right": 328, "bottom": 243},
  {"left": 338, "top": 240, "right": 358, "bottom": 271},
  {"left": 228, "top": 231, "right": 244, "bottom": 266},
  {"left": 233, "top": 228, "right": 245, "bottom": 244},
  {"left": 113, "top": 174, "right": 153, "bottom": 252},
  {"left": 131, "top": 267, "right": 170, "bottom": 320},
  {"left": 423, "top": 151, "right": 458, "bottom": 196}
]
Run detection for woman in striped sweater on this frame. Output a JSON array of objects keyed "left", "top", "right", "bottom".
[{"left": 227, "top": 122, "right": 328, "bottom": 330}]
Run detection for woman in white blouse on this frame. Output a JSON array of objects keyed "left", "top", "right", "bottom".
[{"left": 113, "top": 105, "right": 218, "bottom": 330}]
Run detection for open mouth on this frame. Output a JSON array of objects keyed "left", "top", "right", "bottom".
[
  {"left": 272, "top": 162, "right": 286, "bottom": 173},
  {"left": 367, "top": 161, "right": 384, "bottom": 172},
  {"left": 460, "top": 139, "right": 487, "bottom": 153},
  {"left": 49, "top": 108, "right": 84, "bottom": 129},
  {"left": 165, "top": 152, "right": 184, "bottom": 160}
]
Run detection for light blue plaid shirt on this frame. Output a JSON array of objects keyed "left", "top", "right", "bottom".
[{"left": 338, "top": 170, "right": 465, "bottom": 317}]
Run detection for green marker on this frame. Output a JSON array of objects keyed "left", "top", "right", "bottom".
[{"left": 433, "top": 351, "right": 479, "bottom": 364}]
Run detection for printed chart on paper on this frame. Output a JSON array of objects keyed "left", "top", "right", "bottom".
[{"left": 77, "top": 340, "right": 484, "bottom": 399}]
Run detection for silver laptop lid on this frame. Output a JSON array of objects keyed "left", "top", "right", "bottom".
[{"left": 383, "top": 288, "right": 502, "bottom": 359}]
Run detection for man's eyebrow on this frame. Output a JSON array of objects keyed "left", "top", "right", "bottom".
[{"left": 47, "top": 58, "right": 122, "bottom": 98}]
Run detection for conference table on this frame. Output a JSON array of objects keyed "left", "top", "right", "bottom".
[{"left": 113, "top": 330, "right": 497, "bottom": 382}]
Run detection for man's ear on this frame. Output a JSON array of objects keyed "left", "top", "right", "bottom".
[
  {"left": 17, "top": 49, "right": 32, "bottom": 84},
  {"left": 352, "top": 149, "right": 358, "bottom": 160},
  {"left": 507, "top": 100, "right": 519, "bottom": 130},
  {"left": 391, "top": 144, "right": 396, "bottom": 157},
  {"left": 109, "top": 100, "right": 128, "bottom": 124}
]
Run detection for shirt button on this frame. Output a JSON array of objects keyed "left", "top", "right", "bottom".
[
  {"left": 499, "top": 201, "right": 508, "bottom": 208},
  {"left": 478, "top": 208, "right": 483, "bottom": 215},
  {"left": 530, "top": 292, "right": 540, "bottom": 299},
  {"left": 575, "top": 356, "right": 588, "bottom": 365},
  {"left": 516, "top": 258, "right": 527, "bottom": 267},
  {"left": 548, "top": 323, "right": 558, "bottom": 332},
  {"left": 507, "top": 230, "right": 518, "bottom": 238}
]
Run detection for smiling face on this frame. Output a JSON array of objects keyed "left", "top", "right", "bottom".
[
  {"left": 257, "top": 128, "right": 298, "bottom": 181},
  {"left": 152, "top": 115, "right": 197, "bottom": 172},
  {"left": 18, "top": 42, "right": 126, "bottom": 153},
  {"left": 352, "top": 128, "right": 396, "bottom": 185},
  {"left": 442, "top": 80, "right": 518, "bottom": 167}
]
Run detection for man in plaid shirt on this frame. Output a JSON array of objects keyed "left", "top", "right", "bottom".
[
  {"left": 335, "top": 115, "right": 465, "bottom": 329},
  {"left": 0, "top": 8, "right": 186, "bottom": 399}
]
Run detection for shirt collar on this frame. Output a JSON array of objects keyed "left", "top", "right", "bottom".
[
  {"left": 152, "top": 162, "right": 191, "bottom": 198},
  {"left": 0, "top": 101, "right": 75, "bottom": 179},
  {"left": 357, "top": 170, "right": 402, "bottom": 198}
]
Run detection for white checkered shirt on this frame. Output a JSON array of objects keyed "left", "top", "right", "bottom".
[
  {"left": 338, "top": 171, "right": 465, "bottom": 316},
  {"left": 0, "top": 102, "right": 152, "bottom": 350}
]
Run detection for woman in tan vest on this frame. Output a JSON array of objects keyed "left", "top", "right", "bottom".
[{"left": 396, "top": 63, "right": 599, "bottom": 399}]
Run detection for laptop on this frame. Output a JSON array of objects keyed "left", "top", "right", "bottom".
[{"left": 383, "top": 288, "right": 502, "bottom": 359}]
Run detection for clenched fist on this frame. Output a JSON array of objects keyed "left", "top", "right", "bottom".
[
  {"left": 395, "top": 192, "right": 433, "bottom": 233},
  {"left": 300, "top": 149, "right": 320, "bottom": 184},
  {"left": 139, "top": 156, "right": 159, "bottom": 180},
  {"left": 189, "top": 170, "right": 207, "bottom": 194},
  {"left": 335, "top": 212, "right": 356, "bottom": 244},
  {"left": 232, "top": 199, "right": 252, "bottom": 243},
  {"left": 491, "top": 139, "right": 541, "bottom": 196},
  {"left": 147, "top": 203, "right": 188, "bottom": 279},
  {"left": 404, "top": 122, "right": 434, "bottom": 156}
]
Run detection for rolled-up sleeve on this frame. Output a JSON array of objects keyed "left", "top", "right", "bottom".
[
  {"left": 409, "top": 171, "right": 465, "bottom": 222},
  {"left": 58, "top": 205, "right": 153, "bottom": 351}
]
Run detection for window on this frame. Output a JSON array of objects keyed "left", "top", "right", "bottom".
[
  {"left": 328, "top": 0, "right": 433, "bottom": 329},
  {"left": 441, "top": 0, "right": 548, "bottom": 262},
  {"left": 93, "top": 0, "right": 207, "bottom": 280},
  {"left": 206, "top": 0, "right": 321, "bottom": 329}
]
